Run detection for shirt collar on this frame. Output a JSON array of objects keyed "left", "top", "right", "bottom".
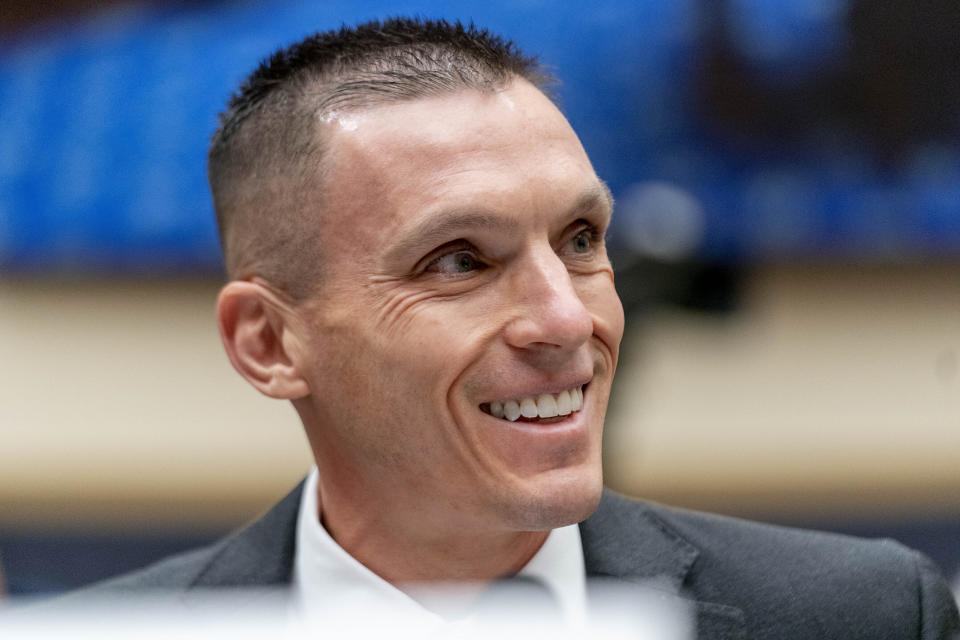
[{"left": 292, "top": 467, "right": 587, "bottom": 624}]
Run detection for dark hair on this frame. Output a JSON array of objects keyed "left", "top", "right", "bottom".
[{"left": 208, "top": 17, "right": 552, "bottom": 299}]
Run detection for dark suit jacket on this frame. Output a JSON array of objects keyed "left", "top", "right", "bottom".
[{"left": 89, "top": 484, "right": 959, "bottom": 639}]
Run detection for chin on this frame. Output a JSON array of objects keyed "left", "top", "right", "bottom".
[{"left": 498, "top": 464, "right": 604, "bottom": 531}]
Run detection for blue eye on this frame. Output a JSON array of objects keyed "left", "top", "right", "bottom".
[
  {"left": 570, "top": 228, "right": 595, "bottom": 254},
  {"left": 427, "top": 249, "right": 486, "bottom": 275},
  {"left": 572, "top": 230, "right": 590, "bottom": 253}
]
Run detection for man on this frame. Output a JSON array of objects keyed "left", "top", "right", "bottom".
[{"left": 90, "top": 18, "right": 958, "bottom": 638}]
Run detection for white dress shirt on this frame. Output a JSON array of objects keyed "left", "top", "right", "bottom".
[{"left": 291, "top": 467, "right": 587, "bottom": 630}]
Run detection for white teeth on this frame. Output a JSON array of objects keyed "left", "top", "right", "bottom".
[
  {"left": 488, "top": 386, "right": 585, "bottom": 421},
  {"left": 556, "top": 390, "right": 572, "bottom": 416},
  {"left": 503, "top": 400, "right": 522, "bottom": 422},
  {"left": 536, "top": 394, "right": 559, "bottom": 418},
  {"left": 520, "top": 398, "right": 539, "bottom": 419}
]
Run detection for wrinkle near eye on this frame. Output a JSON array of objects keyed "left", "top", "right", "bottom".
[
  {"left": 369, "top": 271, "right": 481, "bottom": 338},
  {"left": 373, "top": 287, "right": 441, "bottom": 337}
]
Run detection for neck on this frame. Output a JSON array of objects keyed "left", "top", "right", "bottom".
[{"left": 315, "top": 475, "right": 550, "bottom": 586}]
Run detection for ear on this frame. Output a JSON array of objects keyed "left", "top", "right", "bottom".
[{"left": 216, "top": 280, "right": 310, "bottom": 400}]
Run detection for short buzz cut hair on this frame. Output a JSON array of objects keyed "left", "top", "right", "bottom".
[{"left": 208, "top": 17, "right": 554, "bottom": 300}]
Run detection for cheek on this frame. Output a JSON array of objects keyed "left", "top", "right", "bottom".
[
  {"left": 578, "top": 276, "right": 625, "bottom": 356},
  {"left": 373, "top": 287, "right": 497, "bottom": 374},
  {"left": 302, "top": 321, "right": 438, "bottom": 460},
  {"left": 319, "top": 305, "right": 471, "bottom": 414}
]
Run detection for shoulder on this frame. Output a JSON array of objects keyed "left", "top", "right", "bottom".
[
  {"left": 26, "top": 542, "right": 227, "bottom": 614},
  {"left": 587, "top": 490, "right": 959, "bottom": 639},
  {"left": 643, "top": 494, "right": 916, "bottom": 574},
  {"left": 81, "top": 541, "right": 226, "bottom": 593},
  {"left": 68, "top": 481, "right": 305, "bottom": 597}
]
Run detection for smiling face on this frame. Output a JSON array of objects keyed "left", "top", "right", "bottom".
[{"left": 291, "top": 80, "right": 624, "bottom": 538}]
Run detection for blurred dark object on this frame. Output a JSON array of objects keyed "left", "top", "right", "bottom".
[
  {"left": 697, "top": 0, "right": 960, "bottom": 165},
  {"left": 0, "top": 0, "right": 213, "bottom": 39},
  {"left": 1, "top": 0, "right": 126, "bottom": 37},
  {"left": 615, "top": 257, "right": 742, "bottom": 316}
]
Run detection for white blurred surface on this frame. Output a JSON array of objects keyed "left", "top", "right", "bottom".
[{"left": 0, "top": 582, "right": 692, "bottom": 640}]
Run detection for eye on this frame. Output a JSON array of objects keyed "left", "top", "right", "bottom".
[
  {"left": 564, "top": 224, "right": 601, "bottom": 256},
  {"left": 570, "top": 228, "right": 593, "bottom": 253},
  {"left": 425, "top": 246, "right": 487, "bottom": 275}
]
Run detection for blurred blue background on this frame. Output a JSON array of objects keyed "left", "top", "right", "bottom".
[{"left": 2, "top": 0, "right": 959, "bottom": 274}]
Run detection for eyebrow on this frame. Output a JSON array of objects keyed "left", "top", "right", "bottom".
[
  {"left": 579, "top": 180, "right": 615, "bottom": 218},
  {"left": 387, "top": 180, "right": 614, "bottom": 264}
]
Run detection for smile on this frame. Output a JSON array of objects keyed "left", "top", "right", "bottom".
[{"left": 480, "top": 385, "right": 585, "bottom": 422}]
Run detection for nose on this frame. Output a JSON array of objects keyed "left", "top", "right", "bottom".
[{"left": 503, "top": 248, "right": 594, "bottom": 353}]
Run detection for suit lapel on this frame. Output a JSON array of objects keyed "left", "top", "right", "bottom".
[
  {"left": 580, "top": 490, "right": 746, "bottom": 639},
  {"left": 580, "top": 489, "right": 699, "bottom": 590},
  {"left": 189, "top": 481, "right": 304, "bottom": 588},
  {"left": 187, "top": 483, "right": 746, "bottom": 637}
]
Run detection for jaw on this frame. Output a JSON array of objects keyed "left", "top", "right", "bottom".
[
  {"left": 446, "top": 381, "right": 608, "bottom": 531},
  {"left": 485, "top": 463, "right": 604, "bottom": 531}
]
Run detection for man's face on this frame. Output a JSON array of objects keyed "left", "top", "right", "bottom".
[{"left": 293, "top": 80, "right": 624, "bottom": 534}]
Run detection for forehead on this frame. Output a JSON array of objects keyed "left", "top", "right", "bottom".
[{"left": 315, "top": 81, "right": 601, "bottom": 269}]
